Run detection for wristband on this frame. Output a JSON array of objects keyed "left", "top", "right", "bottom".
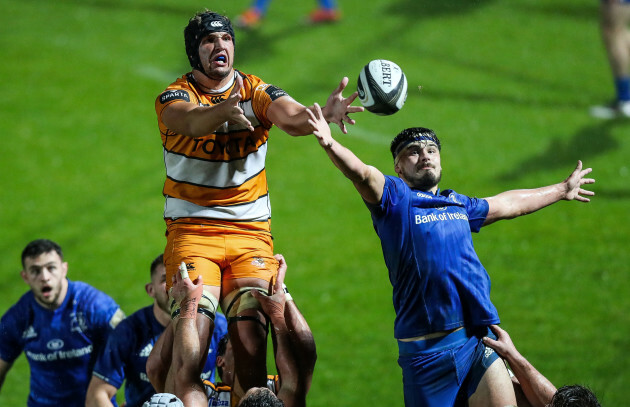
[{"left": 282, "top": 283, "right": 293, "bottom": 302}]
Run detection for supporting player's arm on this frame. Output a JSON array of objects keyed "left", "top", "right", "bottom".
[
  {"left": 161, "top": 74, "right": 254, "bottom": 138},
  {"left": 483, "top": 325, "right": 557, "bottom": 407},
  {"left": 307, "top": 102, "right": 385, "bottom": 204},
  {"left": 268, "top": 77, "right": 364, "bottom": 137},
  {"left": 483, "top": 160, "right": 595, "bottom": 226},
  {"left": 251, "top": 256, "right": 303, "bottom": 407},
  {"left": 169, "top": 273, "right": 209, "bottom": 407},
  {"left": 280, "top": 261, "right": 316, "bottom": 395},
  {"left": 85, "top": 376, "right": 117, "bottom": 407}
]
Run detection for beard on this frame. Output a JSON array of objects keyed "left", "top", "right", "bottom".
[
  {"left": 407, "top": 169, "right": 442, "bottom": 191},
  {"left": 203, "top": 65, "right": 231, "bottom": 81}
]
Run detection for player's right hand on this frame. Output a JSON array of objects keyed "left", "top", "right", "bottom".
[{"left": 216, "top": 75, "right": 254, "bottom": 132}]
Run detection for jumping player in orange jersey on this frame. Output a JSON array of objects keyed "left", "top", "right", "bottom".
[{"left": 153, "top": 9, "right": 361, "bottom": 405}]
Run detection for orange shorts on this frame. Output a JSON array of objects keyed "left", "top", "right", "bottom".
[{"left": 164, "top": 220, "right": 278, "bottom": 292}]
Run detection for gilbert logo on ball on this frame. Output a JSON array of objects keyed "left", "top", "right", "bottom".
[{"left": 357, "top": 59, "right": 408, "bottom": 116}]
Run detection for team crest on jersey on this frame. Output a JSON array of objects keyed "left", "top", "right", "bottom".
[
  {"left": 448, "top": 194, "right": 461, "bottom": 205},
  {"left": 160, "top": 90, "right": 191, "bottom": 104},
  {"left": 70, "top": 311, "right": 88, "bottom": 333}
]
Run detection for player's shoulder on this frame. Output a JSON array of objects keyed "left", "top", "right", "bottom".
[
  {"left": 0, "top": 291, "right": 34, "bottom": 322},
  {"left": 69, "top": 280, "right": 122, "bottom": 320},
  {"left": 156, "top": 73, "right": 197, "bottom": 104},
  {"left": 237, "top": 70, "right": 264, "bottom": 86},
  {"left": 70, "top": 280, "right": 111, "bottom": 300},
  {"left": 114, "top": 306, "right": 152, "bottom": 330},
  {"left": 237, "top": 70, "right": 289, "bottom": 101}
]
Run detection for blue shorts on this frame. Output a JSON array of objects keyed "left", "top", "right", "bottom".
[{"left": 397, "top": 327, "right": 499, "bottom": 407}]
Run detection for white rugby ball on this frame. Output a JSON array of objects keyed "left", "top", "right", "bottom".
[
  {"left": 357, "top": 59, "right": 408, "bottom": 116},
  {"left": 143, "top": 393, "right": 185, "bottom": 407}
]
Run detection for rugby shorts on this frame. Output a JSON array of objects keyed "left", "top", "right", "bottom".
[
  {"left": 397, "top": 326, "right": 500, "bottom": 407},
  {"left": 164, "top": 219, "right": 277, "bottom": 291}
]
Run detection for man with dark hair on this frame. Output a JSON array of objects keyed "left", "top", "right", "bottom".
[
  {"left": 0, "top": 239, "right": 125, "bottom": 407},
  {"left": 86, "top": 254, "right": 228, "bottom": 407},
  {"left": 483, "top": 325, "right": 601, "bottom": 407},
  {"left": 155, "top": 9, "right": 353, "bottom": 403},
  {"left": 306, "top": 106, "right": 596, "bottom": 407},
  {"left": 238, "top": 387, "right": 284, "bottom": 407}
]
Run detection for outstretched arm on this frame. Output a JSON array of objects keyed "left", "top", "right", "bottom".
[
  {"left": 267, "top": 76, "right": 364, "bottom": 137},
  {"left": 161, "top": 74, "right": 254, "bottom": 138},
  {"left": 307, "top": 102, "right": 385, "bottom": 204},
  {"left": 483, "top": 325, "right": 557, "bottom": 407},
  {"left": 483, "top": 161, "right": 595, "bottom": 226}
]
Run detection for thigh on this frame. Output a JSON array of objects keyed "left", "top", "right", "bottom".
[
  {"left": 398, "top": 350, "right": 460, "bottom": 407},
  {"left": 224, "top": 231, "right": 277, "bottom": 286},
  {"left": 164, "top": 223, "right": 223, "bottom": 291},
  {"left": 467, "top": 358, "right": 516, "bottom": 407}
]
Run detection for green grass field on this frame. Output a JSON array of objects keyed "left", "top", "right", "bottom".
[{"left": 1, "top": 0, "right": 629, "bottom": 405}]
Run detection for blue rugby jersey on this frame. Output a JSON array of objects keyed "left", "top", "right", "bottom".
[
  {"left": 92, "top": 308, "right": 228, "bottom": 407},
  {"left": 0, "top": 280, "right": 122, "bottom": 407},
  {"left": 367, "top": 176, "right": 500, "bottom": 339}
]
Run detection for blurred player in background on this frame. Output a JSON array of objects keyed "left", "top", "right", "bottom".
[
  {"left": 590, "top": 0, "right": 630, "bottom": 119},
  {"left": 306, "top": 113, "right": 595, "bottom": 407},
  {"left": 155, "top": 10, "right": 358, "bottom": 403},
  {"left": 0, "top": 239, "right": 124, "bottom": 407},
  {"left": 86, "top": 254, "right": 228, "bottom": 407},
  {"left": 483, "top": 325, "right": 601, "bottom": 407},
  {"left": 148, "top": 254, "right": 315, "bottom": 407},
  {"left": 235, "top": 0, "right": 340, "bottom": 29}
]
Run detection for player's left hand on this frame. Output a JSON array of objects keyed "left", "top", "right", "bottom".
[
  {"left": 562, "top": 160, "right": 595, "bottom": 202},
  {"left": 322, "top": 77, "right": 364, "bottom": 134}
]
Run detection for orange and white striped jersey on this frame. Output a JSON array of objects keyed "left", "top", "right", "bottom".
[{"left": 155, "top": 71, "right": 289, "bottom": 231}]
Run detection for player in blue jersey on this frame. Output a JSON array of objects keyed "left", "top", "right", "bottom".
[
  {"left": 0, "top": 239, "right": 125, "bottom": 407},
  {"left": 86, "top": 254, "right": 228, "bottom": 407},
  {"left": 306, "top": 106, "right": 596, "bottom": 407}
]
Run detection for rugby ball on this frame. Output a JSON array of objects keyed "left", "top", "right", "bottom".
[
  {"left": 143, "top": 393, "right": 185, "bottom": 407},
  {"left": 357, "top": 59, "right": 408, "bottom": 116}
]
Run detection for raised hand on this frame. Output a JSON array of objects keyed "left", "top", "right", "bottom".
[
  {"left": 321, "top": 77, "right": 364, "bottom": 134},
  {"left": 562, "top": 160, "right": 595, "bottom": 202}
]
